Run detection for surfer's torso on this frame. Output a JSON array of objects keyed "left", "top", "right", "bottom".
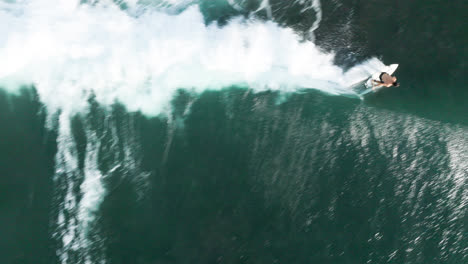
[
  {"left": 376, "top": 72, "right": 397, "bottom": 87},
  {"left": 379, "top": 73, "right": 394, "bottom": 85}
]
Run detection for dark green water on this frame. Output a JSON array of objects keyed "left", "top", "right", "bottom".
[{"left": 0, "top": 1, "right": 467, "bottom": 264}]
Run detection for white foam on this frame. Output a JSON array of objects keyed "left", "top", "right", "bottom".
[
  {"left": 78, "top": 129, "right": 105, "bottom": 234},
  {"left": 255, "top": 0, "right": 272, "bottom": 18},
  {"left": 53, "top": 110, "right": 81, "bottom": 263},
  {"left": 307, "top": 0, "right": 322, "bottom": 41},
  {"left": 0, "top": 0, "right": 383, "bottom": 116}
]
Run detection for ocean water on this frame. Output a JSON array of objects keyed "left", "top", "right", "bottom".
[{"left": 0, "top": 1, "right": 466, "bottom": 264}]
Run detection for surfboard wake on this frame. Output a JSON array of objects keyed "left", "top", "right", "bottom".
[{"left": 0, "top": 0, "right": 396, "bottom": 115}]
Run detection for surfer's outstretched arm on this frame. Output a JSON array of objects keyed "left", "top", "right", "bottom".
[{"left": 372, "top": 80, "right": 384, "bottom": 90}]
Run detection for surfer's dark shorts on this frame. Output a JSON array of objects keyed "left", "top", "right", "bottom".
[{"left": 379, "top": 72, "right": 387, "bottom": 82}]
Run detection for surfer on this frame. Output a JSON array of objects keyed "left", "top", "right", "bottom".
[{"left": 372, "top": 72, "right": 399, "bottom": 89}]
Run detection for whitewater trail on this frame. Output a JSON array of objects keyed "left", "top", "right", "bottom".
[{"left": 0, "top": 0, "right": 386, "bottom": 116}]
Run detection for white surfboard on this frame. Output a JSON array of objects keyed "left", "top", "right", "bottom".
[
  {"left": 348, "top": 64, "right": 399, "bottom": 96},
  {"left": 364, "top": 64, "right": 399, "bottom": 89}
]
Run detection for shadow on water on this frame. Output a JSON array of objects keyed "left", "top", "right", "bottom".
[{"left": 360, "top": 81, "right": 468, "bottom": 127}]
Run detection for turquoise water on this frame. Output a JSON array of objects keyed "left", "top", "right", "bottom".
[{"left": 0, "top": 1, "right": 466, "bottom": 264}]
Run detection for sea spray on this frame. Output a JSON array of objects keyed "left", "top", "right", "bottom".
[{"left": 0, "top": 0, "right": 386, "bottom": 116}]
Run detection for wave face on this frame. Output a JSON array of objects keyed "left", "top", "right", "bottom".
[{"left": 0, "top": 1, "right": 466, "bottom": 264}]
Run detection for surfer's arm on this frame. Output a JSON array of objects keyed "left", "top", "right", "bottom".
[{"left": 371, "top": 80, "right": 384, "bottom": 89}]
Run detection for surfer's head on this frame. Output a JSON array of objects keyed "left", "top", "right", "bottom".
[{"left": 393, "top": 81, "right": 400, "bottom": 87}]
